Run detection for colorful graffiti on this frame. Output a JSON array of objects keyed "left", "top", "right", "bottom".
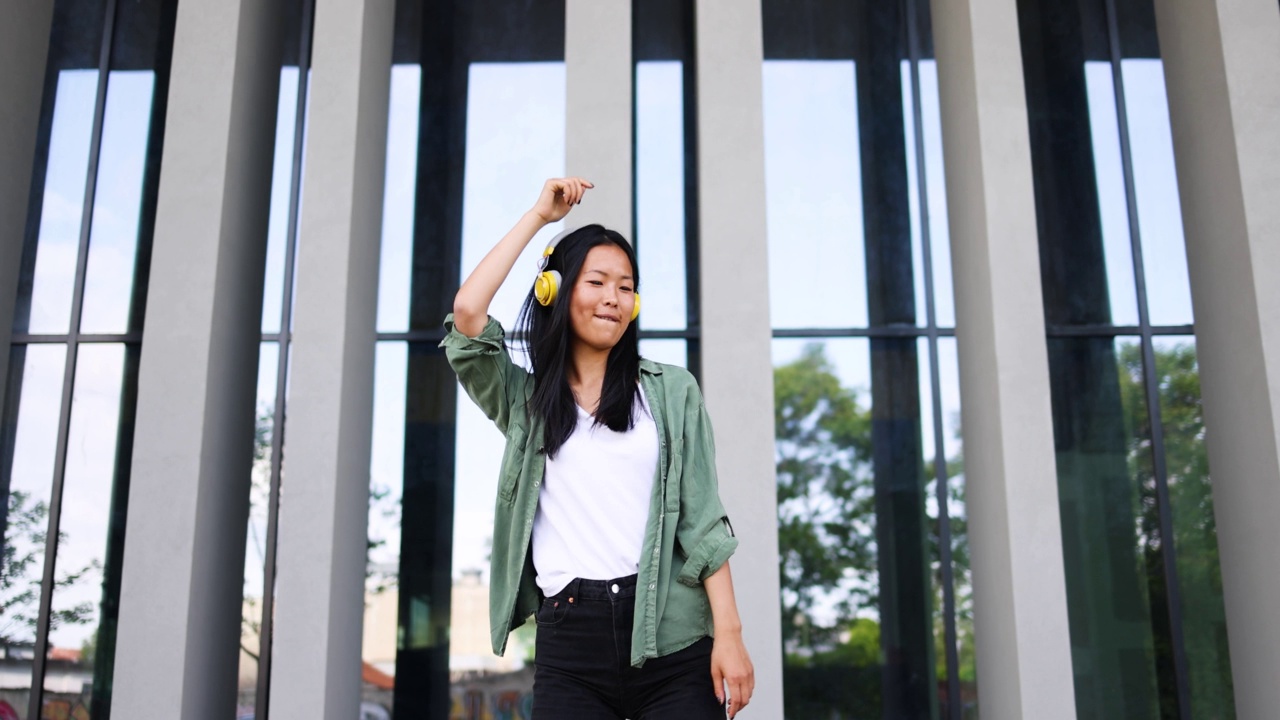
[{"left": 449, "top": 689, "right": 535, "bottom": 720}]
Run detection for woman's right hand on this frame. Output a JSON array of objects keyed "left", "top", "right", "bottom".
[{"left": 531, "top": 177, "right": 594, "bottom": 224}]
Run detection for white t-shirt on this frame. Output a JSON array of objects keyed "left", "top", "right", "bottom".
[{"left": 532, "top": 385, "right": 660, "bottom": 597}]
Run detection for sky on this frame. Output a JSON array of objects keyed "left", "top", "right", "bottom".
[{"left": 9, "top": 54, "right": 1195, "bottom": 653}]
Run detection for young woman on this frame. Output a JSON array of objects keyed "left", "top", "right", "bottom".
[{"left": 443, "top": 178, "right": 754, "bottom": 718}]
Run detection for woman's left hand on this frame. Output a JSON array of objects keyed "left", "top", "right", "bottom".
[{"left": 711, "top": 629, "right": 754, "bottom": 717}]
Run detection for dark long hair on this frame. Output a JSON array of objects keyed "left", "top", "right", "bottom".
[{"left": 515, "top": 224, "right": 641, "bottom": 458}]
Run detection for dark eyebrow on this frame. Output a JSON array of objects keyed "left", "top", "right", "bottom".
[{"left": 585, "top": 269, "right": 634, "bottom": 281}]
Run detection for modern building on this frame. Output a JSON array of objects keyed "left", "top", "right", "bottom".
[{"left": 2, "top": 0, "right": 1277, "bottom": 718}]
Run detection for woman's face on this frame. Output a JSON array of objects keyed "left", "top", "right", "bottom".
[{"left": 567, "top": 243, "right": 636, "bottom": 353}]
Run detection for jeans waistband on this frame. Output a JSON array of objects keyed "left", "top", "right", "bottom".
[{"left": 549, "top": 574, "right": 638, "bottom": 602}]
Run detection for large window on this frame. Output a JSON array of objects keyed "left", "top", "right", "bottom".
[
  {"left": 237, "top": 0, "right": 312, "bottom": 717},
  {"left": 362, "top": 2, "right": 566, "bottom": 717},
  {"left": 762, "top": 1, "right": 973, "bottom": 718},
  {"left": 1018, "top": 0, "right": 1233, "bottom": 716},
  {"left": 0, "top": 0, "right": 177, "bottom": 718}
]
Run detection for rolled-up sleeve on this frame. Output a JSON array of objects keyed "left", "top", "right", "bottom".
[
  {"left": 675, "top": 393, "right": 739, "bottom": 587},
  {"left": 439, "top": 314, "right": 527, "bottom": 435}
]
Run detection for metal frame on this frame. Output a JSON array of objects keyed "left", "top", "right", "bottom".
[
  {"left": 253, "top": 1, "right": 316, "bottom": 717},
  {"left": 12, "top": 0, "right": 122, "bottom": 716},
  {"left": 1099, "top": 0, "right": 1191, "bottom": 715}
]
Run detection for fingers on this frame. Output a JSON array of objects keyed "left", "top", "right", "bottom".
[
  {"left": 711, "top": 667, "right": 725, "bottom": 705},
  {"left": 727, "top": 674, "right": 753, "bottom": 717},
  {"left": 547, "top": 177, "right": 593, "bottom": 206}
]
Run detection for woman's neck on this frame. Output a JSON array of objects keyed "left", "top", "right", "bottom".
[{"left": 568, "top": 343, "right": 610, "bottom": 411}]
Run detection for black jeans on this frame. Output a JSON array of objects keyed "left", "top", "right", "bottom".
[{"left": 532, "top": 574, "right": 725, "bottom": 719}]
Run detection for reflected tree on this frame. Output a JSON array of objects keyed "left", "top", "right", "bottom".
[
  {"left": 0, "top": 491, "right": 99, "bottom": 647},
  {"left": 1118, "top": 342, "right": 1233, "bottom": 719}
]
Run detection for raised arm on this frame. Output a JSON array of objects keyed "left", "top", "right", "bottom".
[{"left": 452, "top": 177, "right": 593, "bottom": 337}]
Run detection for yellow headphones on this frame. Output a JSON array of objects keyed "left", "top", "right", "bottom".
[{"left": 534, "top": 229, "right": 640, "bottom": 322}]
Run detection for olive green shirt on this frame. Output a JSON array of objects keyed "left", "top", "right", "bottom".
[{"left": 440, "top": 314, "right": 738, "bottom": 668}]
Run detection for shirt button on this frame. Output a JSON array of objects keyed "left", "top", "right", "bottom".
[
  {"left": 649, "top": 583, "right": 656, "bottom": 590},
  {"left": 611, "top": 583, "right": 620, "bottom": 594}
]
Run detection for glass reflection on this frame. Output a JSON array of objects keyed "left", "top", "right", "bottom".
[
  {"left": 42, "top": 344, "right": 125, "bottom": 707},
  {"left": 638, "top": 339, "right": 687, "bottom": 370},
  {"left": 1147, "top": 338, "right": 1233, "bottom": 717},
  {"left": 1049, "top": 337, "right": 1162, "bottom": 718},
  {"left": 24, "top": 71, "right": 97, "bottom": 336},
  {"left": 1083, "top": 62, "right": 1140, "bottom": 327},
  {"left": 773, "top": 338, "right": 885, "bottom": 718},
  {"left": 237, "top": 342, "right": 279, "bottom": 714},
  {"left": 1, "top": 345, "right": 67, "bottom": 714},
  {"left": 1121, "top": 62, "right": 1192, "bottom": 327},
  {"left": 902, "top": 61, "right": 955, "bottom": 328},
  {"left": 764, "top": 61, "right": 867, "bottom": 329},
  {"left": 635, "top": 61, "right": 687, "bottom": 331},
  {"left": 79, "top": 73, "right": 155, "bottom": 335},
  {"left": 261, "top": 68, "right": 302, "bottom": 335},
  {"left": 375, "top": 66, "right": 422, "bottom": 335}
]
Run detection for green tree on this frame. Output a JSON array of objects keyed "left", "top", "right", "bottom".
[
  {"left": 774, "top": 344, "right": 877, "bottom": 653},
  {"left": 0, "top": 490, "right": 99, "bottom": 646},
  {"left": 1117, "top": 342, "right": 1234, "bottom": 719}
]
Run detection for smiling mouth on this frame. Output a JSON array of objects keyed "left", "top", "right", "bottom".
[{"left": 594, "top": 314, "right": 620, "bottom": 323}]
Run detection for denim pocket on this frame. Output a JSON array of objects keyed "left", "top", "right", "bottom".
[{"left": 535, "top": 596, "right": 570, "bottom": 627}]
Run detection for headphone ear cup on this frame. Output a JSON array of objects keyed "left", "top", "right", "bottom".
[
  {"left": 631, "top": 293, "right": 641, "bottom": 322},
  {"left": 534, "top": 270, "right": 561, "bottom": 307}
]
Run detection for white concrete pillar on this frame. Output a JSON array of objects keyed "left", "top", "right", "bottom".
[
  {"left": 928, "top": 0, "right": 1078, "bottom": 717},
  {"left": 0, "top": 0, "right": 54, "bottom": 388},
  {"left": 267, "top": 0, "right": 392, "bottom": 717},
  {"left": 1151, "top": 1, "right": 1280, "bottom": 715},
  {"left": 693, "top": 1, "right": 784, "bottom": 716},
  {"left": 565, "top": 0, "right": 632, "bottom": 231},
  {"left": 111, "top": 1, "right": 284, "bottom": 717}
]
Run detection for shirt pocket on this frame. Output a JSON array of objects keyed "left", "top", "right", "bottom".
[{"left": 498, "top": 424, "right": 528, "bottom": 503}]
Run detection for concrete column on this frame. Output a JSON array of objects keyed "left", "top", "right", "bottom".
[
  {"left": 1151, "top": 1, "right": 1280, "bottom": 715},
  {"left": 693, "top": 1, "right": 783, "bottom": 716},
  {"left": 928, "top": 0, "right": 1077, "bottom": 717},
  {"left": 267, "top": 0, "right": 392, "bottom": 717},
  {"left": 111, "top": 1, "right": 283, "bottom": 718},
  {"left": 565, "top": 0, "right": 631, "bottom": 231},
  {"left": 0, "top": 1, "right": 54, "bottom": 392}
]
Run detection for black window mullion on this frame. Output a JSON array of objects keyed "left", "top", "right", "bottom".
[
  {"left": 28, "top": 0, "right": 119, "bottom": 714},
  {"left": 1102, "top": 0, "right": 1192, "bottom": 716},
  {"left": 904, "top": 0, "right": 960, "bottom": 716},
  {"left": 255, "top": 1, "right": 316, "bottom": 717}
]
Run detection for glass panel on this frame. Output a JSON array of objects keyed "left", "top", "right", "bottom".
[
  {"left": 638, "top": 339, "right": 686, "bottom": 370},
  {"left": 364, "top": 341, "right": 406, "bottom": 707},
  {"left": 261, "top": 68, "right": 302, "bottom": 335},
  {"left": 775, "top": 336, "right": 939, "bottom": 717},
  {"left": 918, "top": 61, "right": 954, "bottom": 329},
  {"left": 635, "top": 61, "right": 687, "bottom": 331},
  {"left": 1148, "top": 338, "right": 1233, "bottom": 717},
  {"left": 24, "top": 72, "right": 98, "bottom": 336},
  {"left": 237, "top": 342, "right": 279, "bottom": 714},
  {"left": 1082, "top": 61, "right": 1141, "bottom": 327},
  {"left": 1049, "top": 336, "right": 1163, "bottom": 718},
  {"left": 376, "top": 66, "right": 422, "bottom": 335},
  {"left": 0, "top": 344, "right": 67, "bottom": 716},
  {"left": 458, "top": 62, "right": 566, "bottom": 332},
  {"left": 1121, "top": 61, "right": 1193, "bottom": 327},
  {"left": 79, "top": 71, "right": 155, "bottom": 335},
  {"left": 774, "top": 338, "right": 878, "bottom": 718},
  {"left": 1020, "top": 0, "right": 1139, "bottom": 328},
  {"left": 41, "top": 344, "right": 125, "bottom": 710},
  {"left": 936, "top": 335, "right": 972, "bottom": 712},
  {"left": 763, "top": 61, "right": 867, "bottom": 329}
]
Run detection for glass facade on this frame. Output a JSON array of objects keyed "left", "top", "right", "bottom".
[
  {"left": 1, "top": 0, "right": 177, "bottom": 718},
  {"left": 0, "top": 0, "right": 1263, "bottom": 717},
  {"left": 1018, "top": 0, "right": 1233, "bottom": 717},
  {"left": 762, "top": 1, "right": 974, "bottom": 717}
]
